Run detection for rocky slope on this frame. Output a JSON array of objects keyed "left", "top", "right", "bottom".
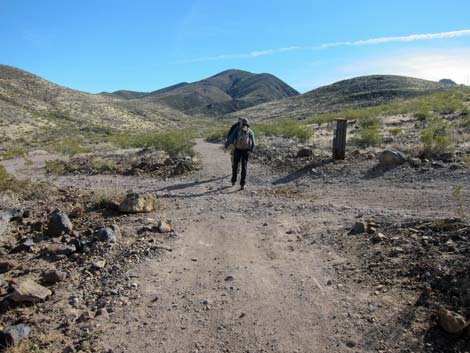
[
  {"left": 0, "top": 65, "right": 190, "bottom": 144},
  {"left": 227, "top": 75, "right": 448, "bottom": 122}
]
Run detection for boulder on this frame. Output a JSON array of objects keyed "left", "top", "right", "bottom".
[
  {"left": 41, "top": 269, "right": 67, "bottom": 284},
  {"left": 158, "top": 220, "right": 173, "bottom": 233},
  {"left": 47, "top": 211, "right": 73, "bottom": 237},
  {"left": 0, "top": 324, "right": 30, "bottom": 348},
  {"left": 349, "top": 222, "right": 366, "bottom": 235},
  {"left": 296, "top": 148, "right": 313, "bottom": 158},
  {"left": 96, "top": 224, "right": 120, "bottom": 242},
  {"left": 378, "top": 150, "right": 406, "bottom": 168},
  {"left": 10, "top": 279, "right": 52, "bottom": 303},
  {"left": 438, "top": 308, "right": 468, "bottom": 334},
  {"left": 119, "top": 193, "right": 157, "bottom": 213}
]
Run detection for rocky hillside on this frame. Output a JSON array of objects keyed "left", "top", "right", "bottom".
[
  {"left": 227, "top": 75, "right": 448, "bottom": 122},
  {"left": 102, "top": 69, "right": 299, "bottom": 117},
  {"left": 0, "top": 65, "right": 190, "bottom": 144}
]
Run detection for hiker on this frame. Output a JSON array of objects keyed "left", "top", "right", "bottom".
[
  {"left": 224, "top": 118, "right": 256, "bottom": 190},
  {"left": 226, "top": 118, "right": 242, "bottom": 166}
]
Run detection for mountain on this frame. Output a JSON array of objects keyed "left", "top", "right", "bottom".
[
  {"left": 226, "top": 75, "right": 448, "bottom": 121},
  {"left": 439, "top": 78, "right": 457, "bottom": 86},
  {"left": 104, "top": 69, "right": 299, "bottom": 117},
  {"left": 0, "top": 65, "right": 190, "bottom": 144}
]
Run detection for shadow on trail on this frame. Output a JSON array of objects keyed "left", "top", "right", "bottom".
[
  {"left": 272, "top": 159, "right": 333, "bottom": 185},
  {"left": 157, "top": 175, "right": 230, "bottom": 192},
  {"left": 158, "top": 185, "right": 233, "bottom": 199}
]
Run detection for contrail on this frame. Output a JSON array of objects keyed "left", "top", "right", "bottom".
[{"left": 182, "top": 29, "right": 470, "bottom": 63}]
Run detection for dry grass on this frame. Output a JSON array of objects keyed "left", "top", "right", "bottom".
[
  {"left": 92, "top": 182, "right": 126, "bottom": 209},
  {"left": 2, "top": 341, "right": 42, "bottom": 353}
]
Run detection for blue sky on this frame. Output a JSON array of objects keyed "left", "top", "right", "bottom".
[{"left": 2, "top": 0, "right": 470, "bottom": 93}]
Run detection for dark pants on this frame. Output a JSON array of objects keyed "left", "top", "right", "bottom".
[{"left": 232, "top": 149, "right": 249, "bottom": 186}]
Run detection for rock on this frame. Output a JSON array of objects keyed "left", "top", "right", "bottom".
[
  {"left": 0, "top": 208, "right": 23, "bottom": 223},
  {"left": 367, "top": 154, "right": 375, "bottom": 160},
  {"left": 41, "top": 269, "right": 67, "bottom": 284},
  {"left": 91, "top": 260, "right": 106, "bottom": 269},
  {"left": 409, "top": 158, "right": 422, "bottom": 168},
  {"left": 0, "top": 324, "right": 30, "bottom": 348},
  {"left": 372, "top": 233, "right": 386, "bottom": 243},
  {"left": 10, "top": 279, "right": 52, "bottom": 303},
  {"left": 296, "top": 148, "right": 313, "bottom": 158},
  {"left": 10, "top": 238, "right": 34, "bottom": 253},
  {"left": 378, "top": 150, "right": 406, "bottom": 168},
  {"left": 119, "top": 193, "right": 157, "bottom": 213},
  {"left": 0, "top": 259, "right": 17, "bottom": 273},
  {"left": 96, "top": 307, "right": 110, "bottom": 320},
  {"left": 367, "top": 227, "right": 377, "bottom": 235},
  {"left": 389, "top": 247, "right": 404, "bottom": 257},
  {"left": 0, "top": 275, "right": 7, "bottom": 288},
  {"left": 47, "top": 211, "right": 73, "bottom": 237},
  {"left": 42, "top": 244, "right": 76, "bottom": 257},
  {"left": 437, "top": 308, "right": 468, "bottom": 334},
  {"left": 158, "top": 220, "right": 173, "bottom": 233},
  {"left": 96, "top": 224, "right": 120, "bottom": 242},
  {"left": 349, "top": 222, "right": 366, "bottom": 235},
  {"left": 70, "top": 204, "right": 85, "bottom": 218},
  {"left": 224, "top": 275, "right": 235, "bottom": 281}
]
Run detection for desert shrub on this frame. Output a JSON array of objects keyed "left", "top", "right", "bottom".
[
  {"left": 205, "top": 127, "right": 228, "bottom": 143},
  {"left": 92, "top": 186, "right": 125, "bottom": 209},
  {"left": 352, "top": 115, "right": 382, "bottom": 147},
  {"left": 0, "top": 147, "right": 27, "bottom": 160},
  {"left": 254, "top": 120, "right": 313, "bottom": 142},
  {"left": 421, "top": 117, "right": 455, "bottom": 156},
  {"left": 389, "top": 127, "right": 402, "bottom": 136},
  {"left": 45, "top": 159, "right": 66, "bottom": 175},
  {"left": 0, "top": 165, "right": 45, "bottom": 199},
  {"left": 53, "top": 139, "right": 90, "bottom": 155},
  {"left": 414, "top": 110, "right": 431, "bottom": 121},
  {"left": 463, "top": 153, "right": 470, "bottom": 168},
  {"left": 108, "top": 130, "right": 194, "bottom": 158},
  {"left": 451, "top": 183, "right": 467, "bottom": 221},
  {"left": 91, "top": 158, "right": 116, "bottom": 172}
]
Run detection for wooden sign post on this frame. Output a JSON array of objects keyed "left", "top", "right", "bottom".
[{"left": 333, "top": 119, "right": 347, "bottom": 160}]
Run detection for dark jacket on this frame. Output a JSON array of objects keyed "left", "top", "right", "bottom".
[{"left": 225, "top": 126, "right": 256, "bottom": 151}]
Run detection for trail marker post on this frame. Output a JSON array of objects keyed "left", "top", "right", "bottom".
[{"left": 333, "top": 119, "right": 347, "bottom": 160}]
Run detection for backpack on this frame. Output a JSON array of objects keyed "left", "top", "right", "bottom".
[{"left": 234, "top": 126, "right": 251, "bottom": 150}]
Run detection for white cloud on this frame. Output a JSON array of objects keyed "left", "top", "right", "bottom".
[
  {"left": 182, "top": 29, "right": 470, "bottom": 63},
  {"left": 338, "top": 48, "right": 470, "bottom": 84}
]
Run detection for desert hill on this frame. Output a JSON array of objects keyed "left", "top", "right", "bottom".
[
  {"left": 0, "top": 65, "right": 190, "bottom": 144},
  {"left": 226, "top": 74, "right": 448, "bottom": 121}
]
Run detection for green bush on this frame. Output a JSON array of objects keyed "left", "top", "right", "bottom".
[
  {"left": 421, "top": 117, "right": 455, "bottom": 156},
  {"left": 91, "top": 158, "right": 116, "bottom": 172},
  {"left": 205, "top": 128, "right": 228, "bottom": 143},
  {"left": 108, "top": 130, "right": 195, "bottom": 158},
  {"left": 352, "top": 115, "right": 382, "bottom": 147},
  {"left": 254, "top": 120, "right": 313, "bottom": 142},
  {"left": 0, "top": 147, "right": 27, "bottom": 160},
  {"left": 45, "top": 159, "right": 66, "bottom": 175},
  {"left": 388, "top": 127, "right": 402, "bottom": 136},
  {"left": 53, "top": 139, "right": 90, "bottom": 155}
]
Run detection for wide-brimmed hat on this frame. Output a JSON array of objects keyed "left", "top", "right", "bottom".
[{"left": 240, "top": 118, "right": 250, "bottom": 127}]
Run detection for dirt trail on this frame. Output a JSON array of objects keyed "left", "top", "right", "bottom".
[{"left": 92, "top": 140, "right": 456, "bottom": 353}]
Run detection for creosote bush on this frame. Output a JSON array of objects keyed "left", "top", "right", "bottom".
[
  {"left": 108, "top": 131, "right": 195, "bottom": 158},
  {"left": 420, "top": 116, "right": 455, "bottom": 157},
  {"left": 254, "top": 120, "right": 313, "bottom": 142},
  {"left": 352, "top": 116, "right": 382, "bottom": 147}
]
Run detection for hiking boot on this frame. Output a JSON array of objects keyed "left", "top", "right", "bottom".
[
  {"left": 240, "top": 185, "right": 245, "bottom": 190},
  {"left": 231, "top": 181, "right": 236, "bottom": 186}
]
